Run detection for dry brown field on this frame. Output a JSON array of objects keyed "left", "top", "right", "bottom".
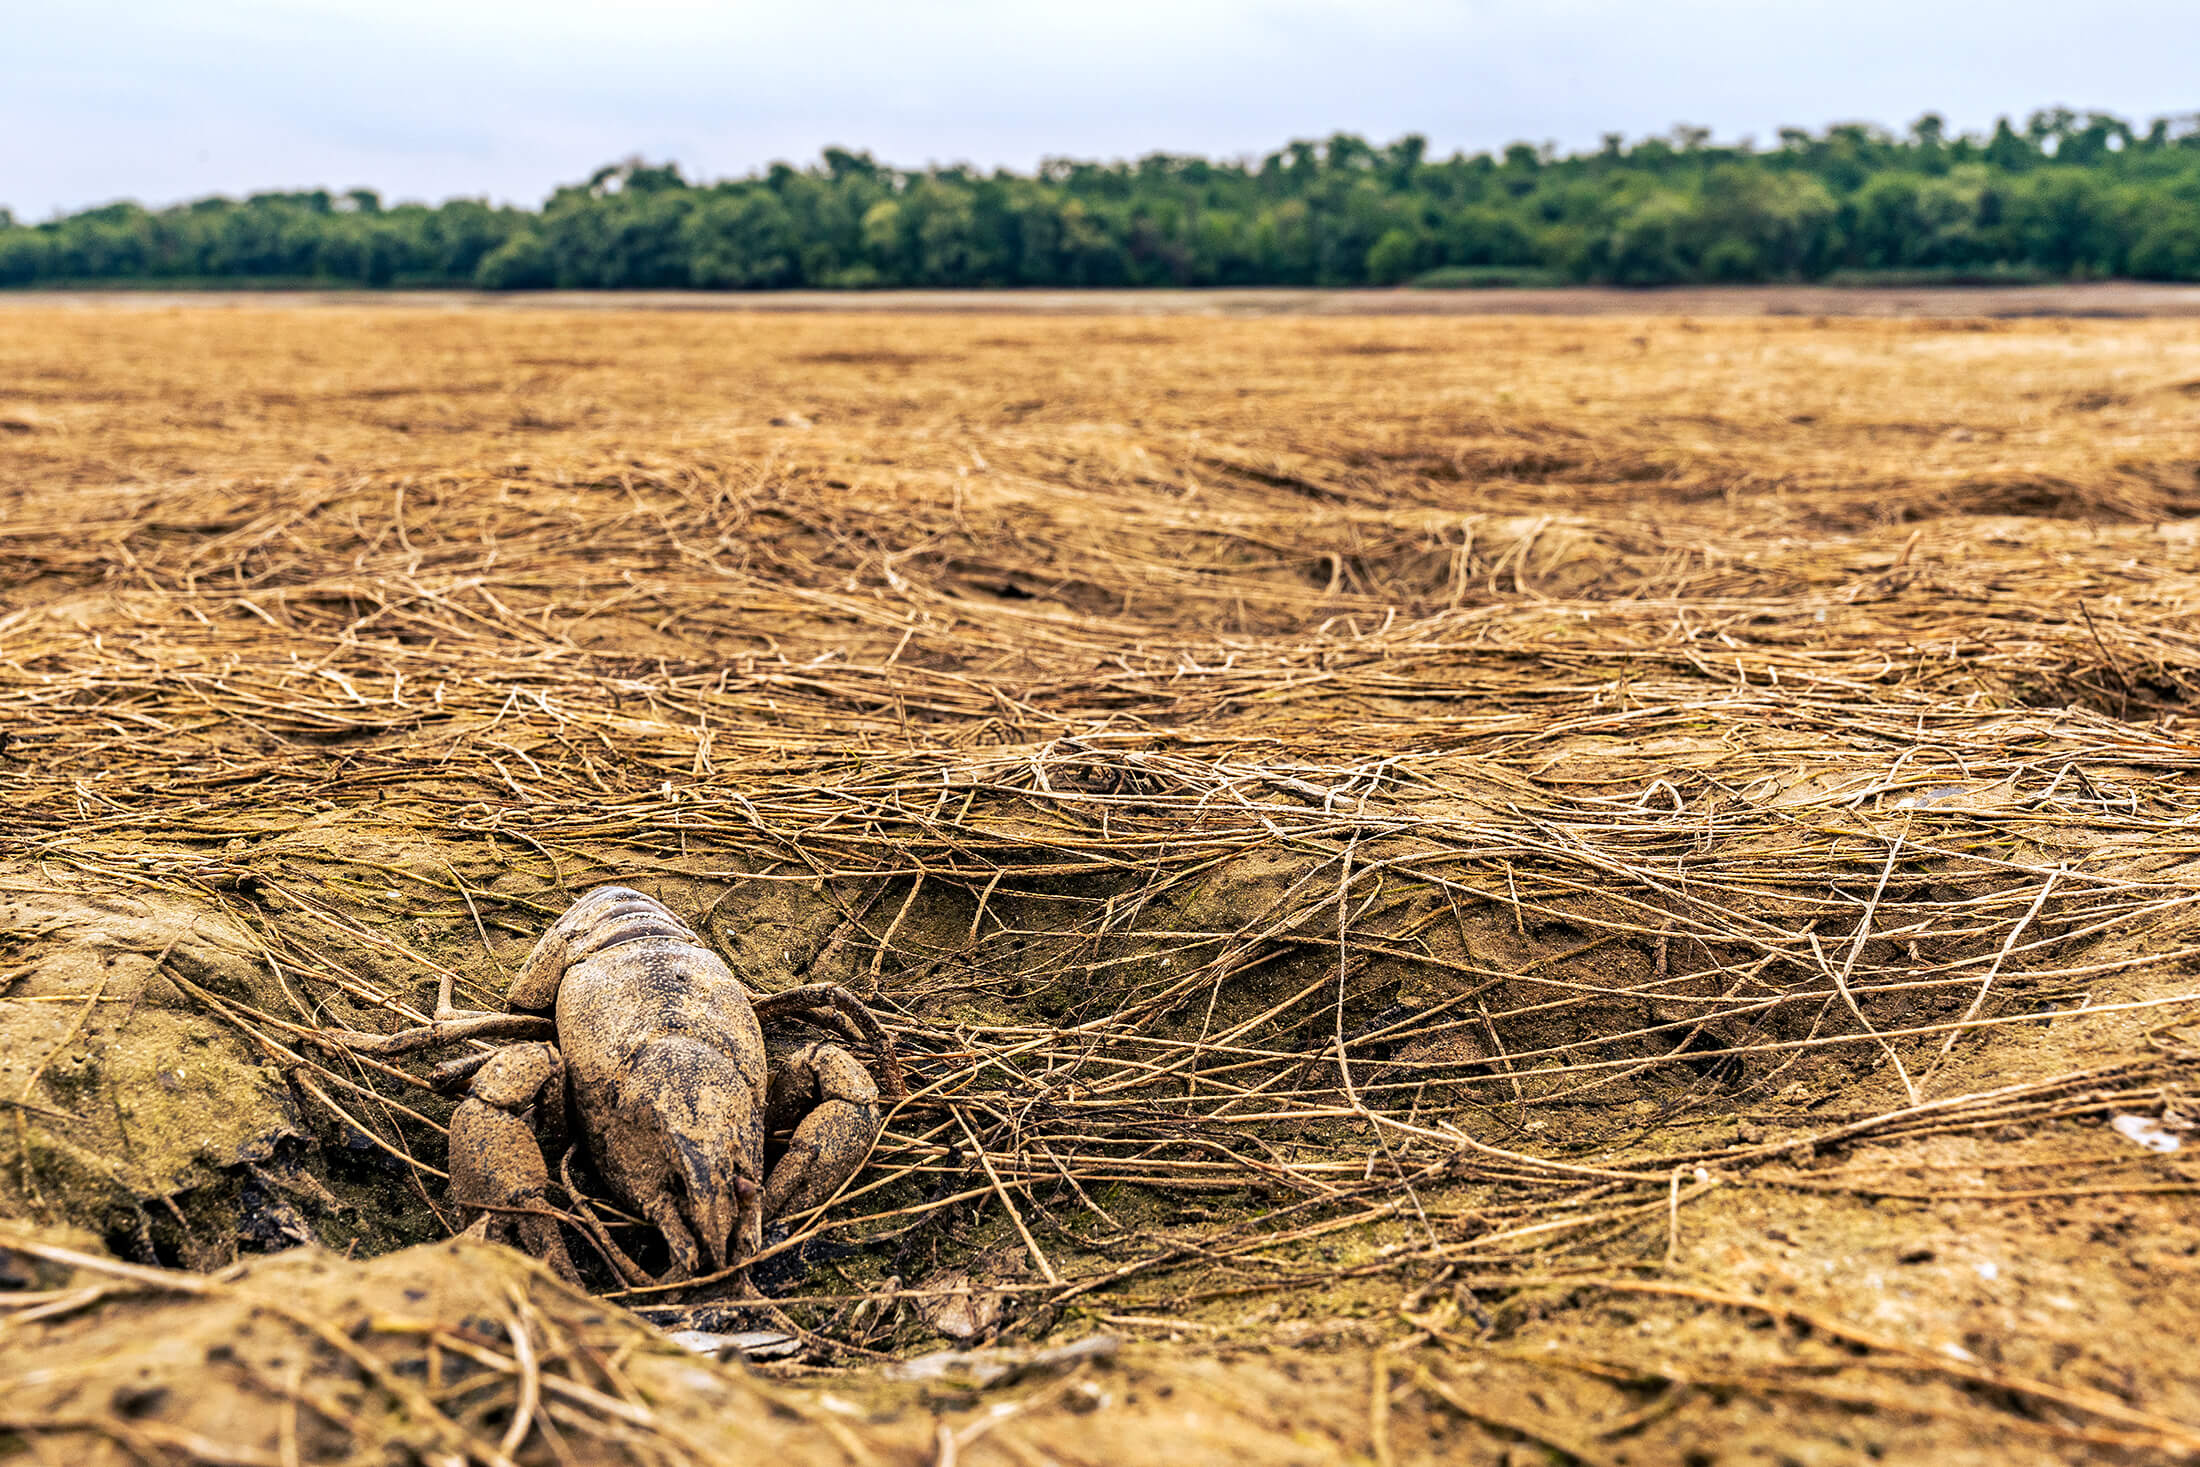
[{"left": 3, "top": 303, "right": 2199, "bottom": 1465}]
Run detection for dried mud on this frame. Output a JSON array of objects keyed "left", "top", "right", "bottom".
[{"left": 2, "top": 305, "right": 2198, "bottom": 1465}]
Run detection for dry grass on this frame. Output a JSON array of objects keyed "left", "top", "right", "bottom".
[{"left": 3, "top": 304, "right": 2200, "bottom": 1464}]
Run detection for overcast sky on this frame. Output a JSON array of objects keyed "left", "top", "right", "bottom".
[{"left": 8, "top": 0, "right": 2196, "bottom": 219}]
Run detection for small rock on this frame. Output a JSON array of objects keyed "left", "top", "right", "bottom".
[
  {"left": 2110, "top": 1113, "right": 2188, "bottom": 1154},
  {"left": 915, "top": 1268, "right": 1005, "bottom": 1342}
]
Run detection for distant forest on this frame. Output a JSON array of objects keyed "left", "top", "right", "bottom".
[{"left": 6, "top": 110, "right": 2199, "bottom": 291}]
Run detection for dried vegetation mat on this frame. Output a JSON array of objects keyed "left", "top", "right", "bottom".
[{"left": 2, "top": 304, "right": 2199, "bottom": 1464}]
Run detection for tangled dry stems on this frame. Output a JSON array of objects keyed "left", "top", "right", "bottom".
[{"left": 3, "top": 308, "right": 2199, "bottom": 1457}]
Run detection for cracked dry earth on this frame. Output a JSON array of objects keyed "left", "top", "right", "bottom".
[{"left": 1, "top": 298, "right": 2199, "bottom": 1466}]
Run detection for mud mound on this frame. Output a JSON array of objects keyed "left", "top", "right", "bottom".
[
  {"left": 0, "top": 1224, "right": 908, "bottom": 1466},
  {"left": 0, "top": 1226, "right": 1488, "bottom": 1467},
  {"left": 0, "top": 872, "right": 311, "bottom": 1261}
]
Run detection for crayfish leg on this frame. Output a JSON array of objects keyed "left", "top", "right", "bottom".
[
  {"left": 447, "top": 1042, "right": 581, "bottom": 1285},
  {"left": 761, "top": 1041, "right": 883, "bottom": 1224}
]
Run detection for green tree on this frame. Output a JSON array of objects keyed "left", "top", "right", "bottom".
[
  {"left": 1365, "top": 227, "right": 1419, "bottom": 284},
  {"left": 2129, "top": 211, "right": 2200, "bottom": 279},
  {"left": 685, "top": 192, "right": 797, "bottom": 288},
  {"left": 474, "top": 232, "right": 554, "bottom": 290},
  {"left": 1605, "top": 194, "right": 1695, "bottom": 284}
]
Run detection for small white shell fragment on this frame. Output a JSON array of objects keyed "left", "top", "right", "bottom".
[
  {"left": 2110, "top": 1113, "right": 2186, "bottom": 1154},
  {"left": 885, "top": 1333, "right": 1120, "bottom": 1389},
  {"left": 666, "top": 1328, "right": 801, "bottom": 1359}
]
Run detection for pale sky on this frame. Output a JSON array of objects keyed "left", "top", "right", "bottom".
[{"left": 7, "top": 0, "right": 2196, "bottom": 220}]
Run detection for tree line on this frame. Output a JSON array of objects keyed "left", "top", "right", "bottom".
[{"left": 5, "top": 110, "right": 2198, "bottom": 291}]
